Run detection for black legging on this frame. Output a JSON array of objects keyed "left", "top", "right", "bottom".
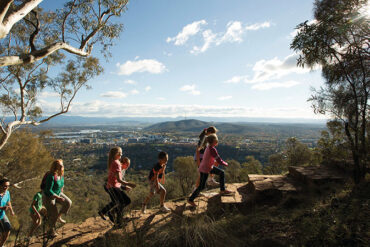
[
  {"left": 101, "top": 186, "right": 131, "bottom": 224},
  {"left": 189, "top": 166, "right": 225, "bottom": 202}
]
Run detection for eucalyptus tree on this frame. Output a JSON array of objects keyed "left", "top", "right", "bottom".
[
  {"left": 291, "top": 0, "right": 369, "bottom": 183},
  {"left": 0, "top": 0, "right": 128, "bottom": 150}
]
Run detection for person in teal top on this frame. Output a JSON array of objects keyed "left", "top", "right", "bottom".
[
  {"left": 28, "top": 191, "right": 46, "bottom": 238},
  {"left": 0, "top": 178, "right": 15, "bottom": 247},
  {"left": 42, "top": 160, "right": 72, "bottom": 238}
]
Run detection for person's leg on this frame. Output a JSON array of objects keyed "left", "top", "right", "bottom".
[
  {"left": 110, "top": 188, "right": 130, "bottom": 225},
  {"left": 189, "top": 172, "right": 209, "bottom": 202},
  {"left": 57, "top": 192, "right": 72, "bottom": 223},
  {"left": 28, "top": 212, "right": 41, "bottom": 237},
  {"left": 158, "top": 183, "right": 166, "bottom": 206},
  {"left": 210, "top": 167, "right": 225, "bottom": 191},
  {"left": 0, "top": 215, "right": 11, "bottom": 246},
  {"left": 43, "top": 194, "right": 58, "bottom": 235}
]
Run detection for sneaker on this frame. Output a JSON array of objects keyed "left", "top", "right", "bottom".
[
  {"left": 207, "top": 178, "right": 219, "bottom": 186},
  {"left": 159, "top": 205, "right": 171, "bottom": 213},
  {"left": 187, "top": 200, "right": 197, "bottom": 207},
  {"left": 141, "top": 204, "right": 147, "bottom": 214},
  {"left": 219, "top": 189, "right": 234, "bottom": 195},
  {"left": 107, "top": 211, "right": 115, "bottom": 223},
  {"left": 58, "top": 216, "right": 66, "bottom": 224},
  {"left": 98, "top": 211, "right": 106, "bottom": 221},
  {"left": 47, "top": 230, "right": 58, "bottom": 238}
]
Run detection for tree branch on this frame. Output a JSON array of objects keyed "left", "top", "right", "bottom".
[
  {"left": 0, "top": 0, "right": 44, "bottom": 39},
  {"left": 0, "top": 42, "right": 92, "bottom": 66}
]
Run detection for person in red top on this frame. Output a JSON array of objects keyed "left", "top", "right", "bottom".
[
  {"left": 98, "top": 147, "right": 134, "bottom": 227},
  {"left": 188, "top": 134, "right": 233, "bottom": 207},
  {"left": 141, "top": 151, "right": 171, "bottom": 213}
]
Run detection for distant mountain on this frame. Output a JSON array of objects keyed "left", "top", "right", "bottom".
[
  {"left": 145, "top": 119, "right": 326, "bottom": 136},
  {"left": 145, "top": 119, "right": 261, "bottom": 134}
]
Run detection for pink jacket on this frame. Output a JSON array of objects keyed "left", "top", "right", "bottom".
[{"left": 199, "top": 145, "right": 228, "bottom": 173}]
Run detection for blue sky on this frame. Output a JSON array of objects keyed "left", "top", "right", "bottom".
[{"left": 40, "top": 0, "right": 325, "bottom": 120}]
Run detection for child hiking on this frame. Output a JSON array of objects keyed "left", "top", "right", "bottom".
[
  {"left": 99, "top": 147, "right": 133, "bottom": 227},
  {"left": 28, "top": 191, "right": 46, "bottom": 238},
  {"left": 42, "top": 159, "right": 72, "bottom": 238},
  {"left": 142, "top": 151, "right": 171, "bottom": 213},
  {"left": 188, "top": 134, "right": 233, "bottom": 207},
  {"left": 194, "top": 126, "right": 219, "bottom": 187},
  {"left": 0, "top": 178, "right": 15, "bottom": 247}
]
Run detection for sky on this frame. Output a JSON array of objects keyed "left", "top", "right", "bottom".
[{"left": 40, "top": 0, "right": 326, "bottom": 120}]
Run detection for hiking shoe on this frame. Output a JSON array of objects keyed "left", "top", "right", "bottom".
[
  {"left": 187, "top": 200, "right": 197, "bottom": 207},
  {"left": 58, "top": 217, "right": 66, "bottom": 224},
  {"left": 107, "top": 211, "right": 115, "bottom": 223},
  {"left": 160, "top": 205, "right": 171, "bottom": 213},
  {"left": 141, "top": 204, "right": 147, "bottom": 214},
  {"left": 219, "top": 189, "right": 234, "bottom": 195},
  {"left": 98, "top": 211, "right": 106, "bottom": 221},
  {"left": 207, "top": 178, "right": 219, "bottom": 186},
  {"left": 47, "top": 231, "right": 58, "bottom": 238}
]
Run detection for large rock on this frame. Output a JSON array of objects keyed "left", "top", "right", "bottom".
[
  {"left": 245, "top": 175, "right": 300, "bottom": 204},
  {"left": 288, "top": 166, "right": 346, "bottom": 185}
]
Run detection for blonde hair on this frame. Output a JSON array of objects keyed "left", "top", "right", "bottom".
[
  {"left": 206, "top": 134, "right": 218, "bottom": 145},
  {"left": 50, "top": 159, "right": 64, "bottom": 176},
  {"left": 108, "top": 147, "right": 122, "bottom": 170},
  {"left": 199, "top": 126, "right": 218, "bottom": 149}
]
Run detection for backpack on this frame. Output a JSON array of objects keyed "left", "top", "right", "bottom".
[{"left": 40, "top": 171, "right": 57, "bottom": 190}]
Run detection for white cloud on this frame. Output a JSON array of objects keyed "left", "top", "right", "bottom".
[
  {"left": 166, "top": 20, "right": 207, "bottom": 45},
  {"left": 217, "top": 21, "right": 244, "bottom": 44},
  {"left": 157, "top": 97, "right": 166, "bottom": 101},
  {"left": 251, "top": 81, "right": 301, "bottom": 90},
  {"left": 249, "top": 54, "right": 311, "bottom": 83},
  {"left": 224, "top": 75, "right": 249, "bottom": 84},
  {"left": 124, "top": 79, "right": 137, "bottom": 85},
  {"left": 116, "top": 59, "right": 166, "bottom": 75},
  {"left": 218, "top": 96, "right": 233, "bottom": 101},
  {"left": 39, "top": 91, "right": 59, "bottom": 98},
  {"left": 49, "top": 101, "right": 323, "bottom": 119},
  {"left": 180, "top": 84, "right": 200, "bottom": 95},
  {"left": 130, "top": 89, "right": 139, "bottom": 95},
  {"left": 100, "top": 91, "right": 127, "bottom": 98},
  {"left": 245, "top": 21, "right": 271, "bottom": 30},
  {"left": 171, "top": 20, "right": 272, "bottom": 54},
  {"left": 145, "top": 86, "right": 151, "bottom": 92}
]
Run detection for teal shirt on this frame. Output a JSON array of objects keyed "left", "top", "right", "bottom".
[
  {"left": 29, "top": 192, "right": 43, "bottom": 214},
  {"left": 43, "top": 174, "right": 64, "bottom": 197},
  {"left": 0, "top": 190, "right": 10, "bottom": 219}
]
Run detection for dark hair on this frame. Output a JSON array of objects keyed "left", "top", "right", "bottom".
[
  {"left": 0, "top": 178, "right": 9, "bottom": 186},
  {"left": 198, "top": 126, "right": 218, "bottom": 139},
  {"left": 158, "top": 151, "right": 168, "bottom": 160}
]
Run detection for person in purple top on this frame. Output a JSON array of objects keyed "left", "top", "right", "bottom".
[{"left": 188, "top": 134, "right": 234, "bottom": 207}]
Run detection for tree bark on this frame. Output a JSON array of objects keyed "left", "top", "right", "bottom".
[
  {"left": 0, "top": 42, "right": 91, "bottom": 66},
  {"left": 0, "top": 0, "right": 43, "bottom": 39}
]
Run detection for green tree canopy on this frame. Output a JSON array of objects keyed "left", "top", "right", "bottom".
[{"left": 291, "top": 0, "right": 369, "bottom": 183}]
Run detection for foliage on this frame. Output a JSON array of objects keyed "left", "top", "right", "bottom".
[
  {"left": 0, "top": 0, "right": 129, "bottom": 151},
  {"left": 173, "top": 156, "right": 198, "bottom": 196},
  {"left": 291, "top": 0, "right": 369, "bottom": 183},
  {"left": 0, "top": 129, "right": 52, "bottom": 183}
]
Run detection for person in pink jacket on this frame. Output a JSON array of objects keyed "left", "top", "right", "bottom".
[{"left": 188, "top": 134, "right": 233, "bottom": 207}]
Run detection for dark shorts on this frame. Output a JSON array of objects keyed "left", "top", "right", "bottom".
[{"left": 0, "top": 214, "right": 11, "bottom": 232}]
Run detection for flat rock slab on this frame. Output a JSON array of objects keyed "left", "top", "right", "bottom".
[
  {"left": 288, "top": 166, "right": 346, "bottom": 184},
  {"left": 247, "top": 175, "right": 298, "bottom": 193}
]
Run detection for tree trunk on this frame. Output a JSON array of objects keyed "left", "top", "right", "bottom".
[{"left": 0, "top": 130, "right": 11, "bottom": 150}]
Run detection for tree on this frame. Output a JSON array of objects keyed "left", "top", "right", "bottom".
[
  {"left": 0, "top": 129, "right": 53, "bottom": 184},
  {"left": 291, "top": 0, "right": 369, "bottom": 183},
  {"left": 225, "top": 159, "right": 242, "bottom": 182},
  {"left": 173, "top": 156, "right": 198, "bottom": 196},
  {"left": 265, "top": 152, "right": 287, "bottom": 175},
  {"left": 242, "top": 155, "right": 263, "bottom": 174},
  {"left": 0, "top": 0, "right": 128, "bottom": 150},
  {"left": 285, "top": 137, "right": 313, "bottom": 167}
]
